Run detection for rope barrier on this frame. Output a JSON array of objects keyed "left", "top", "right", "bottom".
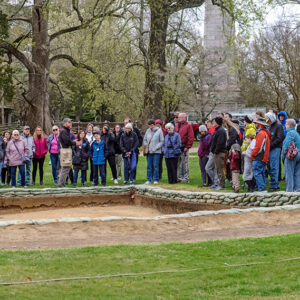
[{"left": 1, "top": 256, "right": 299, "bottom": 286}]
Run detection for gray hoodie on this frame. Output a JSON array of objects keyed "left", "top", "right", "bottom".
[
  {"left": 143, "top": 127, "right": 164, "bottom": 154},
  {"left": 21, "top": 134, "right": 35, "bottom": 158}
]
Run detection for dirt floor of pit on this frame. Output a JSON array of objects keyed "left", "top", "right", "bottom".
[
  {"left": 0, "top": 209, "right": 299, "bottom": 250},
  {"left": 0, "top": 205, "right": 164, "bottom": 221}
]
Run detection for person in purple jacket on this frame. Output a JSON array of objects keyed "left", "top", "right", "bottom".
[{"left": 197, "top": 125, "right": 212, "bottom": 187}]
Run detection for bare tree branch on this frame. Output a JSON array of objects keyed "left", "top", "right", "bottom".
[
  {"left": 8, "top": 17, "right": 32, "bottom": 24},
  {"left": 0, "top": 42, "right": 35, "bottom": 73}
]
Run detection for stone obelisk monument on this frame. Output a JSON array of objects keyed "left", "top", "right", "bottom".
[{"left": 203, "top": 0, "right": 242, "bottom": 114}]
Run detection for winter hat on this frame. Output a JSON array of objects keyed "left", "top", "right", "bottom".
[
  {"left": 265, "top": 112, "right": 276, "bottom": 124},
  {"left": 125, "top": 123, "right": 133, "bottom": 130},
  {"left": 243, "top": 115, "right": 253, "bottom": 124},
  {"left": 231, "top": 143, "right": 241, "bottom": 152},
  {"left": 214, "top": 117, "right": 223, "bottom": 126},
  {"left": 198, "top": 125, "right": 208, "bottom": 132},
  {"left": 155, "top": 119, "right": 163, "bottom": 125}
]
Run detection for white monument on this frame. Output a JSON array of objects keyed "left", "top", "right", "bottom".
[{"left": 203, "top": 0, "right": 242, "bottom": 114}]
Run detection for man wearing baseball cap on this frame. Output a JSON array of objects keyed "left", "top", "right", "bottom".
[
  {"left": 58, "top": 118, "right": 82, "bottom": 187},
  {"left": 251, "top": 117, "right": 272, "bottom": 192}
]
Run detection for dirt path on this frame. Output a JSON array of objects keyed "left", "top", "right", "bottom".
[{"left": 1, "top": 209, "right": 299, "bottom": 250}]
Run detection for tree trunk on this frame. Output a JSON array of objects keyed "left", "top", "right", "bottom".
[
  {"left": 143, "top": 1, "right": 169, "bottom": 122},
  {"left": 27, "top": 0, "right": 52, "bottom": 133}
]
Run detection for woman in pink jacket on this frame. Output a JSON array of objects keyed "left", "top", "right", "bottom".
[
  {"left": 5, "top": 130, "right": 29, "bottom": 187},
  {"left": 32, "top": 127, "right": 48, "bottom": 185}
]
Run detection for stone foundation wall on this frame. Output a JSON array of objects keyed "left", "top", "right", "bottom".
[{"left": 0, "top": 186, "right": 299, "bottom": 207}]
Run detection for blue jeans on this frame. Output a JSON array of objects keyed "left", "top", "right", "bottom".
[
  {"left": 11, "top": 165, "right": 25, "bottom": 187},
  {"left": 268, "top": 148, "right": 281, "bottom": 188},
  {"left": 123, "top": 157, "right": 134, "bottom": 182},
  {"left": 74, "top": 169, "right": 87, "bottom": 185},
  {"left": 0, "top": 162, "right": 3, "bottom": 183},
  {"left": 253, "top": 160, "right": 266, "bottom": 191},
  {"left": 17, "top": 159, "right": 31, "bottom": 185},
  {"left": 93, "top": 164, "right": 106, "bottom": 186},
  {"left": 50, "top": 153, "right": 60, "bottom": 184},
  {"left": 147, "top": 153, "right": 160, "bottom": 182},
  {"left": 284, "top": 153, "right": 300, "bottom": 192}
]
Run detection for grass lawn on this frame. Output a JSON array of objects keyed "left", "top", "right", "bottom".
[
  {"left": 0, "top": 234, "right": 299, "bottom": 299},
  {"left": 3, "top": 150, "right": 286, "bottom": 192}
]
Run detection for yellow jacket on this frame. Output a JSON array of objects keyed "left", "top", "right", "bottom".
[{"left": 241, "top": 123, "right": 256, "bottom": 151}]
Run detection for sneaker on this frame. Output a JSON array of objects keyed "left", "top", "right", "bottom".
[
  {"left": 114, "top": 179, "right": 118, "bottom": 184},
  {"left": 268, "top": 187, "right": 280, "bottom": 192},
  {"left": 130, "top": 181, "right": 134, "bottom": 185},
  {"left": 117, "top": 177, "right": 122, "bottom": 180},
  {"left": 214, "top": 186, "right": 225, "bottom": 191},
  {"left": 145, "top": 181, "right": 151, "bottom": 185},
  {"left": 153, "top": 181, "right": 159, "bottom": 184},
  {"left": 123, "top": 181, "right": 128, "bottom": 185}
]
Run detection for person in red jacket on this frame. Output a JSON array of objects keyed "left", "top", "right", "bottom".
[
  {"left": 228, "top": 144, "right": 241, "bottom": 193},
  {"left": 251, "top": 117, "right": 272, "bottom": 192},
  {"left": 175, "top": 113, "right": 194, "bottom": 182},
  {"left": 32, "top": 126, "right": 48, "bottom": 185}
]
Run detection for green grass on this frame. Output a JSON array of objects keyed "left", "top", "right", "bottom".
[
  {"left": 0, "top": 235, "right": 299, "bottom": 299},
  {"left": 4, "top": 151, "right": 286, "bottom": 192}
]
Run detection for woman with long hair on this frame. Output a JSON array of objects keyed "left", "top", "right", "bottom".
[{"left": 32, "top": 126, "right": 48, "bottom": 185}]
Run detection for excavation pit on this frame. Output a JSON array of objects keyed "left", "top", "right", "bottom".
[
  {"left": 0, "top": 187, "right": 299, "bottom": 250},
  {"left": 0, "top": 192, "right": 233, "bottom": 220}
]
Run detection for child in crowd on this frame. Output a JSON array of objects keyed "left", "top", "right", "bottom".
[
  {"left": 91, "top": 130, "right": 107, "bottom": 186},
  {"left": 242, "top": 134, "right": 256, "bottom": 192},
  {"left": 228, "top": 143, "right": 241, "bottom": 193}
]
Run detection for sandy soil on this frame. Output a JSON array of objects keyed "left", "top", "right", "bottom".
[
  {"left": 0, "top": 208, "right": 299, "bottom": 250},
  {"left": 0, "top": 205, "right": 163, "bottom": 221}
]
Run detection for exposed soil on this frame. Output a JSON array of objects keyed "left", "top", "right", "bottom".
[{"left": 0, "top": 209, "right": 299, "bottom": 250}]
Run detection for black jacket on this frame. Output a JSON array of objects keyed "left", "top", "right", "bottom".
[
  {"left": 114, "top": 131, "right": 122, "bottom": 154},
  {"left": 133, "top": 127, "right": 143, "bottom": 153},
  {"left": 120, "top": 131, "right": 139, "bottom": 157},
  {"left": 268, "top": 120, "right": 284, "bottom": 150},
  {"left": 101, "top": 131, "right": 116, "bottom": 157},
  {"left": 0, "top": 137, "right": 5, "bottom": 162},
  {"left": 72, "top": 139, "right": 90, "bottom": 171},
  {"left": 226, "top": 126, "right": 240, "bottom": 150},
  {"left": 210, "top": 126, "right": 227, "bottom": 154},
  {"left": 59, "top": 126, "right": 76, "bottom": 148},
  {"left": 297, "top": 124, "right": 300, "bottom": 135}
]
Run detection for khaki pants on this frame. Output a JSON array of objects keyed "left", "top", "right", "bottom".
[
  {"left": 177, "top": 150, "right": 189, "bottom": 182},
  {"left": 231, "top": 170, "right": 240, "bottom": 191},
  {"left": 58, "top": 166, "right": 71, "bottom": 187},
  {"left": 214, "top": 153, "right": 225, "bottom": 188},
  {"left": 115, "top": 154, "right": 122, "bottom": 179}
]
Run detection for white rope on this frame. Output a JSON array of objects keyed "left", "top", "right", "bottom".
[{"left": 1, "top": 257, "right": 299, "bottom": 286}]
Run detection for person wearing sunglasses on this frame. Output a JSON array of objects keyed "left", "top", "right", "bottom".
[
  {"left": 4, "top": 130, "right": 29, "bottom": 188},
  {"left": 47, "top": 125, "right": 60, "bottom": 184}
]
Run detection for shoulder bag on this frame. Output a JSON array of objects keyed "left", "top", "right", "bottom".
[
  {"left": 60, "top": 143, "right": 72, "bottom": 167},
  {"left": 143, "top": 131, "right": 155, "bottom": 156},
  {"left": 13, "top": 141, "right": 30, "bottom": 164}
]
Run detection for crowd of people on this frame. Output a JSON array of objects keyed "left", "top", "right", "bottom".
[{"left": 0, "top": 110, "right": 299, "bottom": 192}]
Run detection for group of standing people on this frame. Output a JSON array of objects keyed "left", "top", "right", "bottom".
[
  {"left": 197, "top": 111, "right": 300, "bottom": 192},
  {"left": 1, "top": 109, "right": 299, "bottom": 192}
]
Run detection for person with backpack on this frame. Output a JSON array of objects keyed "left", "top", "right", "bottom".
[
  {"left": 72, "top": 130, "right": 90, "bottom": 186},
  {"left": 242, "top": 134, "right": 256, "bottom": 193},
  {"left": 281, "top": 119, "right": 300, "bottom": 192},
  {"left": 197, "top": 125, "right": 212, "bottom": 187}
]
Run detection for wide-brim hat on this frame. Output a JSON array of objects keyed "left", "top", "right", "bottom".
[{"left": 254, "top": 117, "right": 268, "bottom": 127}]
